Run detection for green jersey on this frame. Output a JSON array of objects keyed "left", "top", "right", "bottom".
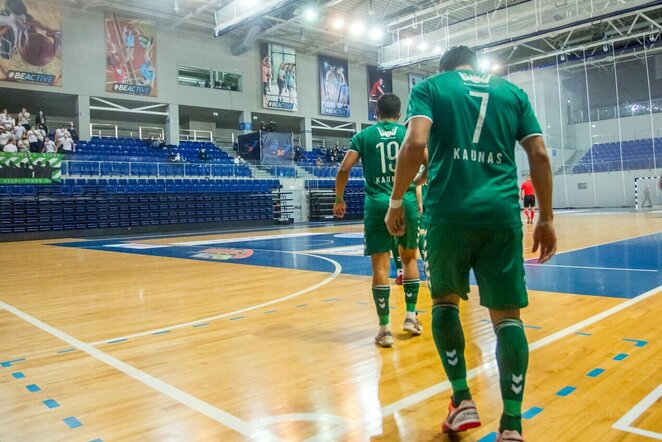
[
  {"left": 349, "top": 120, "right": 415, "bottom": 202},
  {"left": 406, "top": 70, "right": 542, "bottom": 228}
]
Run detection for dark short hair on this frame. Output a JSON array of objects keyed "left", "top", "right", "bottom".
[
  {"left": 438, "top": 46, "right": 478, "bottom": 72},
  {"left": 376, "top": 93, "right": 401, "bottom": 119}
]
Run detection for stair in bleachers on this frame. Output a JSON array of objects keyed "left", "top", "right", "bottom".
[{"left": 573, "top": 137, "right": 661, "bottom": 174}]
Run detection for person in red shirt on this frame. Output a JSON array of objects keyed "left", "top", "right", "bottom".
[{"left": 520, "top": 175, "right": 536, "bottom": 224}]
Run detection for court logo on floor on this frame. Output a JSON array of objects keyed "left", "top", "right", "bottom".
[{"left": 192, "top": 248, "right": 254, "bottom": 261}]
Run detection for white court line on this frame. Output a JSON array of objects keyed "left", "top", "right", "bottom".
[
  {"left": 0, "top": 301, "right": 280, "bottom": 442},
  {"left": 88, "top": 252, "right": 342, "bottom": 346},
  {"left": 305, "top": 285, "right": 662, "bottom": 442},
  {"left": 613, "top": 383, "right": 662, "bottom": 440},
  {"left": 173, "top": 232, "right": 328, "bottom": 247},
  {"left": 524, "top": 263, "right": 658, "bottom": 273},
  {"left": 549, "top": 231, "right": 661, "bottom": 257}
]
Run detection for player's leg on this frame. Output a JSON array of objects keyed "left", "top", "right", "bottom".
[
  {"left": 475, "top": 227, "right": 529, "bottom": 440},
  {"left": 391, "top": 237, "right": 403, "bottom": 285},
  {"left": 529, "top": 197, "right": 536, "bottom": 223},
  {"left": 399, "top": 199, "right": 422, "bottom": 334},
  {"left": 364, "top": 202, "right": 395, "bottom": 347},
  {"left": 426, "top": 223, "right": 480, "bottom": 432}
]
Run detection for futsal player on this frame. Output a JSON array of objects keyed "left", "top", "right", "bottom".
[
  {"left": 334, "top": 93, "right": 422, "bottom": 347},
  {"left": 520, "top": 175, "right": 536, "bottom": 224},
  {"left": 385, "top": 46, "right": 557, "bottom": 441}
]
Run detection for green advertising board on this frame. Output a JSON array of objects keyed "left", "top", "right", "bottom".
[{"left": 0, "top": 153, "right": 62, "bottom": 184}]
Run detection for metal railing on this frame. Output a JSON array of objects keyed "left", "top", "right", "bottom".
[
  {"left": 90, "top": 123, "right": 165, "bottom": 140},
  {"left": 179, "top": 129, "right": 214, "bottom": 142},
  {"left": 562, "top": 157, "right": 660, "bottom": 174},
  {"left": 569, "top": 98, "right": 662, "bottom": 125},
  {"left": 62, "top": 159, "right": 251, "bottom": 179}
]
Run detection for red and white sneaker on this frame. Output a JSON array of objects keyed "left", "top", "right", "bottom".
[
  {"left": 441, "top": 399, "right": 481, "bottom": 433},
  {"left": 497, "top": 430, "right": 525, "bottom": 441},
  {"left": 395, "top": 274, "right": 403, "bottom": 285}
]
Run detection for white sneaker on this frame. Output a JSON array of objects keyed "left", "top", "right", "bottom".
[
  {"left": 403, "top": 316, "right": 423, "bottom": 335},
  {"left": 497, "top": 430, "right": 525, "bottom": 442},
  {"left": 374, "top": 329, "right": 394, "bottom": 347},
  {"left": 441, "top": 399, "right": 481, "bottom": 433}
]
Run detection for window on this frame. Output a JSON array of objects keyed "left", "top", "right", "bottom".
[{"left": 178, "top": 64, "right": 242, "bottom": 92}]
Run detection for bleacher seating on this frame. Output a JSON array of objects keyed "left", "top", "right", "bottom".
[
  {"left": 64, "top": 137, "right": 251, "bottom": 178},
  {"left": 306, "top": 179, "right": 365, "bottom": 219},
  {"left": 573, "top": 138, "right": 661, "bottom": 173},
  {"left": 0, "top": 178, "right": 280, "bottom": 234}
]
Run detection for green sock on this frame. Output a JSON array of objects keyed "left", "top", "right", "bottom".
[
  {"left": 372, "top": 285, "right": 390, "bottom": 325},
  {"left": 391, "top": 240, "right": 403, "bottom": 274},
  {"left": 403, "top": 279, "right": 420, "bottom": 312},
  {"left": 494, "top": 318, "right": 529, "bottom": 433},
  {"left": 432, "top": 303, "right": 471, "bottom": 406}
]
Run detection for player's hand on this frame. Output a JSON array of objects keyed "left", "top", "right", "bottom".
[
  {"left": 333, "top": 200, "right": 346, "bottom": 218},
  {"left": 532, "top": 220, "right": 557, "bottom": 264},
  {"left": 385, "top": 207, "right": 405, "bottom": 237}
]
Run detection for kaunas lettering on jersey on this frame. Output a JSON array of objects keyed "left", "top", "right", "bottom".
[{"left": 453, "top": 148, "right": 503, "bottom": 164}]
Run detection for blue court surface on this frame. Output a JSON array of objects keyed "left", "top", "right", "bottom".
[{"left": 55, "top": 230, "right": 661, "bottom": 299}]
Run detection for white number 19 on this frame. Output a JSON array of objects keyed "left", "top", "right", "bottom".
[
  {"left": 376, "top": 141, "right": 400, "bottom": 174},
  {"left": 469, "top": 91, "right": 489, "bottom": 144}
]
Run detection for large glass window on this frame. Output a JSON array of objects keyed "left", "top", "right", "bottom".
[{"left": 178, "top": 65, "right": 242, "bottom": 92}]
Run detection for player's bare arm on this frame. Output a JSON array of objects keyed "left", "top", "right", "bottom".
[
  {"left": 333, "top": 150, "right": 359, "bottom": 218},
  {"left": 522, "top": 135, "right": 556, "bottom": 263},
  {"left": 385, "top": 118, "right": 430, "bottom": 236}
]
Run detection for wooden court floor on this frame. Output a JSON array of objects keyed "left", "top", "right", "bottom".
[{"left": 0, "top": 212, "right": 660, "bottom": 441}]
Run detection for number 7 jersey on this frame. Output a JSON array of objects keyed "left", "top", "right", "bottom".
[
  {"left": 406, "top": 70, "right": 542, "bottom": 228},
  {"left": 348, "top": 120, "right": 415, "bottom": 201}
]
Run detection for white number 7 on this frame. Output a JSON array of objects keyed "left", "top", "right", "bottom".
[{"left": 469, "top": 91, "right": 489, "bottom": 144}]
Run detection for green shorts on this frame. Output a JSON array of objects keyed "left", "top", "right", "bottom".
[
  {"left": 424, "top": 222, "right": 528, "bottom": 309},
  {"left": 363, "top": 198, "right": 418, "bottom": 256}
]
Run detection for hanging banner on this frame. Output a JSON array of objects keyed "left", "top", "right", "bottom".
[
  {"left": 0, "top": 0, "right": 62, "bottom": 86},
  {"left": 0, "top": 153, "right": 61, "bottom": 183},
  {"left": 260, "top": 132, "right": 294, "bottom": 165},
  {"left": 408, "top": 74, "right": 426, "bottom": 92},
  {"left": 105, "top": 14, "right": 157, "bottom": 96},
  {"left": 367, "top": 66, "right": 393, "bottom": 121},
  {"left": 319, "top": 55, "right": 350, "bottom": 117},
  {"left": 261, "top": 43, "right": 297, "bottom": 111}
]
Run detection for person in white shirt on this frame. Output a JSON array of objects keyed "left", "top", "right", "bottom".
[
  {"left": 60, "top": 133, "right": 74, "bottom": 152},
  {"left": 42, "top": 137, "right": 56, "bottom": 153},
  {"left": 0, "top": 108, "right": 7, "bottom": 121},
  {"left": 27, "top": 126, "right": 39, "bottom": 152},
  {"left": 3, "top": 141, "right": 17, "bottom": 152},
  {"left": 14, "top": 124, "right": 26, "bottom": 139},
  {"left": 0, "top": 128, "right": 11, "bottom": 146},
  {"left": 17, "top": 135, "right": 30, "bottom": 152},
  {"left": 17, "top": 107, "right": 30, "bottom": 130},
  {"left": 2, "top": 115, "right": 14, "bottom": 131}
]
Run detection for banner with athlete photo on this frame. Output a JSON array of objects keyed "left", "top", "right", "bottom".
[
  {"left": 105, "top": 14, "right": 157, "bottom": 96},
  {"left": 0, "top": 0, "right": 62, "bottom": 86},
  {"left": 367, "top": 66, "right": 392, "bottom": 121},
  {"left": 261, "top": 43, "right": 297, "bottom": 111},
  {"left": 0, "top": 152, "right": 61, "bottom": 183},
  {"left": 408, "top": 74, "right": 426, "bottom": 92},
  {"left": 319, "top": 55, "right": 350, "bottom": 118}
]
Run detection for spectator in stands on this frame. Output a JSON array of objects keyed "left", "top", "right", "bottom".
[
  {"left": 267, "top": 119, "right": 278, "bottom": 132},
  {"left": 13, "top": 123, "right": 26, "bottom": 140},
  {"left": 70, "top": 126, "right": 79, "bottom": 141},
  {"left": 233, "top": 142, "right": 238, "bottom": 152},
  {"left": 36, "top": 124, "right": 46, "bottom": 147},
  {"left": 17, "top": 107, "right": 30, "bottom": 130},
  {"left": 2, "top": 112, "right": 14, "bottom": 131},
  {"left": 35, "top": 110, "right": 48, "bottom": 134},
  {"left": 0, "top": 127, "right": 12, "bottom": 147},
  {"left": 174, "top": 152, "right": 181, "bottom": 162},
  {"left": 27, "top": 126, "right": 39, "bottom": 152},
  {"left": 59, "top": 132, "right": 75, "bottom": 153},
  {"left": 315, "top": 157, "right": 324, "bottom": 167},
  {"left": 17, "top": 134, "right": 30, "bottom": 152},
  {"left": 199, "top": 149, "right": 209, "bottom": 161},
  {"left": 233, "top": 156, "right": 240, "bottom": 165},
  {"left": 149, "top": 135, "right": 160, "bottom": 148},
  {"left": 54, "top": 124, "right": 67, "bottom": 145},
  {"left": 2, "top": 138, "right": 17, "bottom": 152},
  {"left": 0, "top": 108, "right": 7, "bottom": 121},
  {"left": 260, "top": 120, "right": 267, "bottom": 132},
  {"left": 42, "top": 137, "right": 56, "bottom": 153}
]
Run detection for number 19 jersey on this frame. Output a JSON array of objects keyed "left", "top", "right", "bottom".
[{"left": 348, "top": 120, "right": 413, "bottom": 202}]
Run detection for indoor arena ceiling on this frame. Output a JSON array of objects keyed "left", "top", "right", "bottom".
[{"left": 67, "top": 0, "right": 662, "bottom": 74}]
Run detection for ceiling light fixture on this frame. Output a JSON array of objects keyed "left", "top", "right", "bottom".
[
  {"left": 331, "top": 16, "right": 345, "bottom": 30},
  {"left": 369, "top": 26, "right": 384, "bottom": 41},
  {"left": 350, "top": 21, "right": 366, "bottom": 37},
  {"left": 303, "top": 6, "right": 318, "bottom": 22}
]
